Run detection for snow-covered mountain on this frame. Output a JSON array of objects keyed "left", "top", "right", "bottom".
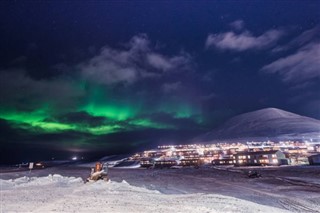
[{"left": 196, "top": 108, "right": 320, "bottom": 142}]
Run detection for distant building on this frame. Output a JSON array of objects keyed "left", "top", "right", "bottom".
[
  {"left": 308, "top": 154, "right": 320, "bottom": 165},
  {"left": 180, "top": 158, "right": 202, "bottom": 167},
  {"left": 154, "top": 160, "right": 177, "bottom": 168},
  {"left": 234, "top": 150, "right": 286, "bottom": 166},
  {"left": 140, "top": 158, "right": 154, "bottom": 168},
  {"left": 212, "top": 158, "right": 234, "bottom": 166}
]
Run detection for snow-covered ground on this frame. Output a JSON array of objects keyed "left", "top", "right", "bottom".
[
  {"left": 1, "top": 165, "right": 320, "bottom": 213},
  {"left": 1, "top": 174, "right": 289, "bottom": 213}
]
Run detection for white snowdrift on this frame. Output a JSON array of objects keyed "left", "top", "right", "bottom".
[{"left": 1, "top": 175, "right": 289, "bottom": 213}]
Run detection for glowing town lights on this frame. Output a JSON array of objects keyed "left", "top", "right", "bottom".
[
  {"left": 135, "top": 140, "right": 320, "bottom": 167},
  {"left": 72, "top": 156, "right": 77, "bottom": 160}
]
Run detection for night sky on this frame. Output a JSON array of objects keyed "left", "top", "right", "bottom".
[{"left": 1, "top": 1, "right": 319, "bottom": 163}]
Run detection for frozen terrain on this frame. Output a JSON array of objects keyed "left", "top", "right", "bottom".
[{"left": 1, "top": 165, "right": 320, "bottom": 212}]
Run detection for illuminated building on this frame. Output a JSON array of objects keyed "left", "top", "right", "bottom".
[
  {"left": 234, "top": 150, "right": 287, "bottom": 166},
  {"left": 135, "top": 140, "right": 319, "bottom": 167}
]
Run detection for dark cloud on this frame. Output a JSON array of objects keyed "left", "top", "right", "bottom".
[
  {"left": 262, "top": 43, "right": 320, "bottom": 83},
  {"left": 0, "top": 119, "right": 24, "bottom": 141},
  {"left": 0, "top": 116, "right": 202, "bottom": 164},
  {"left": 0, "top": 121, "right": 95, "bottom": 164},
  {"left": 48, "top": 111, "right": 107, "bottom": 127},
  {"left": 0, "top": 69, "right": 84, "bottom": 111}
]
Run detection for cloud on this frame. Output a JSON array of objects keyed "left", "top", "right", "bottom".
[
  {"left": 229, "top": 20, "right": 245, "bottom": 31},
  {"left": 128, "top": 34, "right": 150, "bottom": 51},
  {"left": 147, "top": 53, "right": 173, "bottom": 71},
  {"left": 271, "top": 26, "right": 320, "bottom": 53},
  {"left": 79, "top": 40, "right": 141, "bottom": 85},
  {"left": 147, "top": 52, "right": 192, "bottom": 72},
  {"left": 261, "top": 43, "right": 320, "bottom": 83},
  {"left": 289, "top": 27, "right": 320, "bottom": 48},
  {"left": 205, "top": 22, "right": 284, "bottom": 51},
  {"left": 79, "top": 34, "right": 192, "bottom": 85}
]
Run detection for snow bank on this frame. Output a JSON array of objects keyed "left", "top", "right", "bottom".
[
  {"left": 1, "top": 175, "right": 289, "bottom": 213},
  {"left": 1, "top": 174, "right": 83, "bottom": 189}
]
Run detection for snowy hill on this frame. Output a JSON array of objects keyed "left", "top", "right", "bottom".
[{"left": 197, "top": 108, "right": 320, "bottom": 142}]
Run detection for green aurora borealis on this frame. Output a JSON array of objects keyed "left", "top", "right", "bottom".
[
  {"left": 0, "top": 81, "right": 201, "bottom": 136},
  {"left": 0, "top": 36, "right": 206, "bottom": 160}
]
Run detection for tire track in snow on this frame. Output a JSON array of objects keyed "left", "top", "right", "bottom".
[
  {"left": 184, "top": 174, "right": 320, "bottom": 213},
  {"left": 278, "top": 198, "right": 320, "bottom": 213}
]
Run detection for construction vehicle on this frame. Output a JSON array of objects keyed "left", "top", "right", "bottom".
[{"left": 86, "top": 162, "right": 109, "bottom": 182}]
